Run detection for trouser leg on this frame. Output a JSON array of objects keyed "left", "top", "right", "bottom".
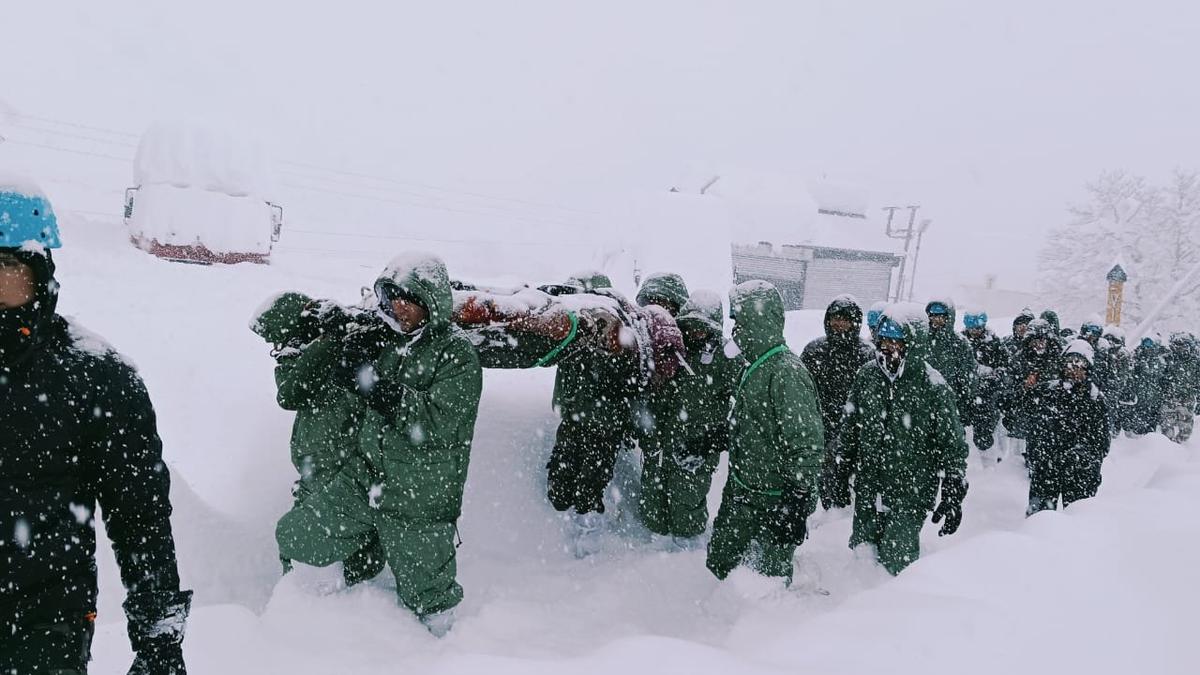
[
  {"left": 638, "top": 444, "right": 672, "bottom": 535},
  {"left": 875, "top": 511, "right": 926, "bottom": 575},
  {"left": 276, "top": 471, "right": 378, "bottom": 568},
  {"left": 706, "top": 488, "right": 756, "bottom": 580},
  {"left": 376, "top": 517, "right": 463, "bottom": 617},
  {"left": 665, "top": 447, "right": 720, "bottom": 538},
  {"left": 0, "top": 615, "right": 94, "bottom": 674}
]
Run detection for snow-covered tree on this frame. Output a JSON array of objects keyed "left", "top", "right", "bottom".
[{"left": 1037, "top": 170, "right": 1200, "bottom": 334}]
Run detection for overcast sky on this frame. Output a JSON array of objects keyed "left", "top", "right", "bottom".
[{"left": 3, "top": 0, "right": 1198, "bottom": 293}]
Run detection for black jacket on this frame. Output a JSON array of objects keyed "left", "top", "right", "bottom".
[
  {"left": 801, "top": 297, "right": 875, "bottom": 439},
  {"left": 1, "top": 314, "right": 181, "bottom": 625}
]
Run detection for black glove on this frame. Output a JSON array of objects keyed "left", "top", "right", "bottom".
[
  {"left": 364, "top": 377, "right": 414, "bottom": 416},
  {"left": 931, "top": 473, "right": 967, "bottom": 536},
  {"left": 125, "top": 589, "right": 192, "bottom": 675},
  {"left": 770, "top": 486, "right": 814, "bottom": 545}
]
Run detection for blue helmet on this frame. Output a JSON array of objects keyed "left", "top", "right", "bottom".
[
  {"left": 0, "top": 188, "right": 61, "bottom": 249},
  {"left": 1080, "top": 322, "right": 1102, "bottom": 338},
  {"left": 877, "top": 317, "right": 905, "bottom": 340},
  {"left": 866, "top": 308, "right": 883, "bottom": 329},
  {"left": 963, "top": 311, "right": 988, "bottom": 330},
  {"left": 926, "top": 301, "right": 950, "bottom": 316}
]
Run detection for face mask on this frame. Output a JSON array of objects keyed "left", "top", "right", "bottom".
[
  {"left": 0, "top": 303, "right": 39, "bottom": 362},
  {"left": 877, "top": 349, "right": 906, "bottom": 381}
]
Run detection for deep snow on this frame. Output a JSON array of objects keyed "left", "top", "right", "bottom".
[{"left": 46, "top": 215, "right": 1200, "bottom": 674}]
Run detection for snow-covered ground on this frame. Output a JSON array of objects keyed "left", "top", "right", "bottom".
[{"left": 52, "top": 215, "right": 1199, "bottom": 674}]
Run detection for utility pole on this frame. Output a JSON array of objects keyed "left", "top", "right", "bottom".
[
  {"left": 883, "top": 204, "right": 921, "bottom": 302},
  {"left": 906, "top": 218, "right": 933, "bottom": 301}
]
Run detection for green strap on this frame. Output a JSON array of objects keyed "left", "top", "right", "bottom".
[
  {"left": 738, "top": 344, "right": 789, "bottom": 390},
  {"left": 730, "top": 468, "right": 783, "bottom": 497},
  {"left": 535, "top": 312, "right": 579, "bottom": 367}
]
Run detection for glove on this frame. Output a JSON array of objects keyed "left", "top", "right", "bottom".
[
  {"left": 931, "top": 473, "right": 967, "bottom": 537},
  {"left": 364, "top": 377, "right": 415, "bottom": 416},
  {"left": 770, "top": 486, "right": 815, "bottom": 545},
  {"left": 125, "top": 589, "right": 192, "bottom": 675}
]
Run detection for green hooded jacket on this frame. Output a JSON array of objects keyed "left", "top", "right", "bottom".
[
  {"left": 358, "top": 253, "right": 483, "bottom": 523},
  {"left": 924, "top": 299, "right": 978, "bottom": 414},
  {"left": 252, "top": 292, "right": 369, "bottom": 492},
  {"left": 640, "top": 290, "right": 740, "bottom": 455},
  {"left": 835, "top": 308, "right": 969, "bottom": 513},
  {"left": 636, "top": 273, "right": 690, "bottom": 315},
  {"left": 726, "top": 281, "right": 825, "bottom": 496},
  {"left": 551, "top": 273, "right": 639, "bottom": 435}
]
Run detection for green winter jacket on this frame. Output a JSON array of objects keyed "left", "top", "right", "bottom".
[
  {"left": 640, "top": 291, "right": 740, "bottom": 455},
  {"left": 636, "top": 273, "right": 690, "bottom": 315},
  {"left": 276, "top": 338, "right": 369, "bottom": 490},
  {"left": 835, "top": 310, "right": 969, "bottom": 513},
  {"left": 358, "top": 254, "right": 483, "bottom": 523},
  {"left": 726, "top": 281, "right": 825, "bottom": 496},
  {"left": 924, "top": 299, "right": 978, "bottom": 413},
  {"left": 551, "top": 274, "right": 640, "bottom": 436},
  {"left": 253, "top": 292, "right": 368, "bottom": 492}
]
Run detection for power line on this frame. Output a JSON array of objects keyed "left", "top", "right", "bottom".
[
  {"left": 13, "top": 112, "right": 141, "bottom": 139},
  {"left": 287, "top": 226, "right": 592, "bottom": 249},
  {"left": 4, "top": 138, "right": 133, "bottom": 163},
  {"left": 6, "top": 121, "right": 140, "bottom": 149}
]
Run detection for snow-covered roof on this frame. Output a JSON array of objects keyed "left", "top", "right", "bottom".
[
  {"left": 134, "top": 120, "right": 277, "bottom": 199},
  {"left": 673, "top": 168, "right": 899, "bottom": 255}
]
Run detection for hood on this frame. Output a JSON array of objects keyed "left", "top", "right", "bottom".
[
  {"left": 376, "top": 252, "right": 454, "bottom": 333},
  {"left": 1063, "top": 338, "right": 1095, "bottom": 365},
  {"left": 0, "top": 247, "right": 59, "bottom": 367},
  {"left": 824, "top": 294, "right": 864, "bottom": 339},
  {"left": 1039, "top": 309, "right": 1061, "bottom": 333},
  {"left": 729, "top": 280, "right": 786, "bottom": 360},
  {"left": 675, "top": 289, "right": 724, "bottom": 339},
  {"left": 1012, "top": 308, "right": 1036, "bottom": 332},
  {"left": 566, "top": 270, "right": 613, "bottom": 293},
  {"left": 879, "top": 302, "right": 932, "bottom": 368},
  {"left": 636, "top": 272, "right": 689, "bottom": 314},
  {"left": 924, "top": 297, "right": 957, "bottom": 333}
]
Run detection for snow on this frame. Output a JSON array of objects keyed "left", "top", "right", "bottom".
[
  {"left": 34, "top": 212, "right": 1200, "bottom": 675},
  {"left": 0, "top": 170, "right": 47, "bottom": 198},
  {"left": 1064, "top": 338, "right": 1095, "bottom": 364}
]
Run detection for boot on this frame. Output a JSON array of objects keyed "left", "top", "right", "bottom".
[
  {"left": 571, "top": 509, "right": 607, "bottom": 559},
  {"left": 420, "top": 609, "right": 455, "bottom": 638}
]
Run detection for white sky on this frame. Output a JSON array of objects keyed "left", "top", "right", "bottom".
[{"left": 3, "top": 0, "right": 1199, "bottom": 293}]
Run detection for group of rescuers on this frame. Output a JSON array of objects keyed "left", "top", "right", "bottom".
[
  {"left": 8, "top": 181, "right": 1195, "bottom": 671},
  {"left": 252, "top": 253, "right": 1187, "bottom": 638}
]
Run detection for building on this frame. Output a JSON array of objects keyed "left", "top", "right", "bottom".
[
  {"left": 732, "top": 241, "right": 900, "bottom": 311},
  {"left": 697, "top": 170, "right": 903, "bottom": 311}
]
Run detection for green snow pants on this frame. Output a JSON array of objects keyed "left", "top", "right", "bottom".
[
  {"left": 706, "top": 485, "right": 796, "bottom": 580},
  {"left": 547, "top": 417, "right": 626, "bottom": 515},
  {"left": 849, "top": 498, "right": 927, "bottom": 575},
  {"left": 639, "top": 441, "right": 719, "bottom": 538},
  {"left": 276, "top": 471, "right": 463, "bottom": 616}
]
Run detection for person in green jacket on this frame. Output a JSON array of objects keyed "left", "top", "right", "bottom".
[
  {"left": 826, "top": 307, "right": 969, "bottom": 575},
  {"left": 924, "top": 299, "right": 978, "bottom": 431},
  {"left": 638, "top": 290, "right": 740, "bottom": 546},
  {"left": 544, "top": 271, "right": 642, "bottom": 555},
  {"left": 274, "top": 253, "right": 483, "bottom": 637},
  {"left": 706, "top": 280, "right": 824, "bottom": 582},
  {"left": 636, "top": 272, "right": 690, "bottom": 316},
  {"left": 253, "top": 292, "right": 390, "bottom": 586}
]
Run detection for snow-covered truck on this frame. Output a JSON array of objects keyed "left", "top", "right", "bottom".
[{"left": 124, "top": 122, "right": 283, "bottom": 264}]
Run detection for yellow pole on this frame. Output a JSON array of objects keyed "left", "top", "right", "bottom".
[{"left": 1105, "top": 264, "right": 1127, "bottom": 326}]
